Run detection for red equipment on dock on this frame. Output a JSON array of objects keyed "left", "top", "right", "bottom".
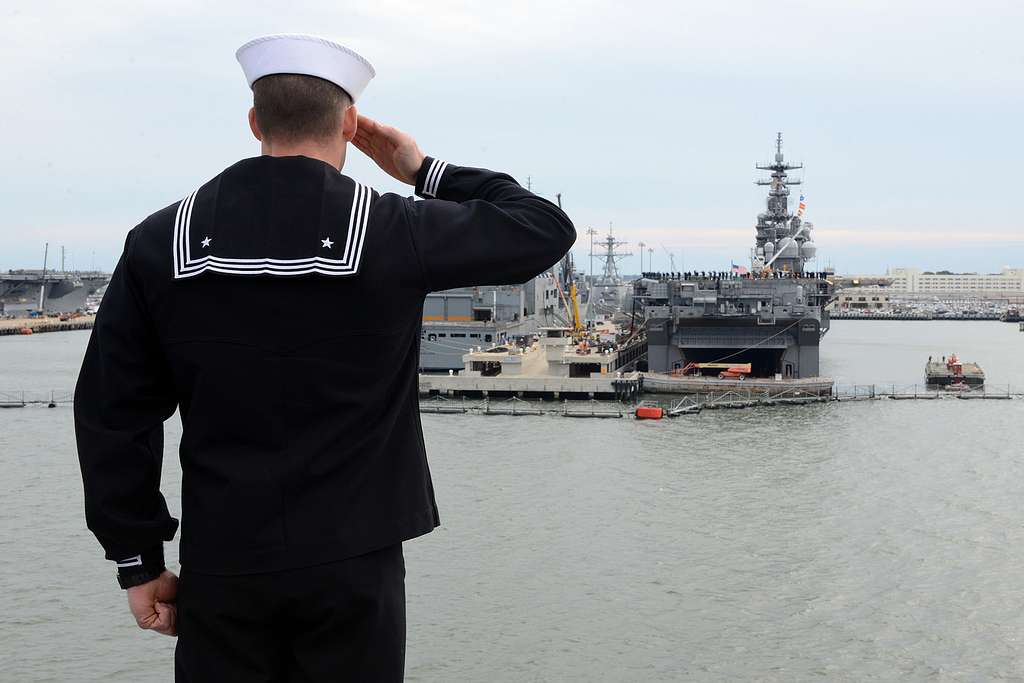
[{"left": 676, "top": 362, "right": 753, "bottom": 379}]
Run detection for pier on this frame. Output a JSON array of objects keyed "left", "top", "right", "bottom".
[
  {"left": 5, "top": 383, "right": 1022, "bottom": 416},
  {"left": 418, "top": 396, "right": 626, "bottom": 418},
  {"left": 640, "top": 373, "right": 834, "bottom": 397},
  {"left": 418, "top": 372, "right": 642, "bottom": 401},
  {"left": 0, "top": 315, "right": 95, "bottom": 336}
]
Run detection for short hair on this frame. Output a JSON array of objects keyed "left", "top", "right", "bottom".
[{"left": 252, "top": 74, "right": 351, "bottom": 143}]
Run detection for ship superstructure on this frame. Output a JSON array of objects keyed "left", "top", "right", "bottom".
[
  {"left": 751, "top": 133, "right": 817, "bottom": 273},
  {"left": 634, "top": 134, "right": 834, "bottom": 379},
  {"left": 587, "top": 227, "right": 632, "bottom": 321}
]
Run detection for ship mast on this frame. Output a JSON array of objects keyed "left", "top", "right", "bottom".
[
  {"left": 38, "top": 243, "right": 49, "bottom": 311},
  {"left": 595, "top": 225, "right": 631, "bottom": 285},
  {"left": 752, "top": 133, "right": 814, "bottom": 273}
]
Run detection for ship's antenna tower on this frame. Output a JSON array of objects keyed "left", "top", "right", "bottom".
[
  {"left": 752, "top": 132, "right": 815, "bottom": 274},
  {"left": 39, "top": 242, "right": 49, "bottom": 311},
  {"left": 594, "top": 224, "right": 631, "bottom": 285},
  {"left": 660, "top": 244, "right": 676, "bottom": 273},
  {"left": 586, "top": 227, "right": 598, "bottom": 282}
]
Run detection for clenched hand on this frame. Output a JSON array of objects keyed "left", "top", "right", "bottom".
[
  {"left": 352, "top": 115, "right": 425, "bottom": 185},
  {"left": 127, "top": 570, "right": 178, "bottom": 636}
]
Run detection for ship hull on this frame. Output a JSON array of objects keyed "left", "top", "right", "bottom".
[
  {"left": 1, "top": 274, "right": 109, "bottom": 314},
  {"left": 645, "top": 315, "right": 824, "bottom": 378}
]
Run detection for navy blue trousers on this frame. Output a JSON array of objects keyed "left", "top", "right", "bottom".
[{"left": 174, "top": 544, "right": 406, "bottom": 682}]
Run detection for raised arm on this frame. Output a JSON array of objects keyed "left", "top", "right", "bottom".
[{"left": 353, "top": 115, "right": 576, "bottom": 292}]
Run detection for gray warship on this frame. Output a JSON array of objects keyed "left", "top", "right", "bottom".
[
  {"left": 1, "top": 270, "right": 110, "bottom": 315},
  {"left": 419, "top": 276, "right": 565, "bottom": 372},
  {"left": 634, "top": 134, "right": 834, "bottom": 378},
  {"left": 586, "top": 228, "right": 632, "bottom": 322}
]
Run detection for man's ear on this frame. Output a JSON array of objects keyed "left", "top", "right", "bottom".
[
  {"left": 341, "top": 105, "right": 358, "bottom": 142},
  {"left": 248, "top": 107, "right": 263, "bottom": 142}
]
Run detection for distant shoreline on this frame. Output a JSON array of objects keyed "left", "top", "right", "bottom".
[
  {"left": 0, "top": 316, "right": 95, "bottom": 336},
  {"left": 831, "top": 313, "right": 1013, "bottom": 321}
]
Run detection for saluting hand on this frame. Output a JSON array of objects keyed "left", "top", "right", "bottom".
[
  {"left": 126, "top": 570, "right": 179, "bottom": 637},
  {"left": 352, "top": 115, "right": 425, "bottom": 185}
]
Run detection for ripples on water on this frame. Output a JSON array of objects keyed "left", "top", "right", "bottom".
[{"left": 2, "top": 323, "right": 1024, "bottom": 681}]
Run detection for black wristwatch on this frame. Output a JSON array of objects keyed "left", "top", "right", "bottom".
[
  {"left": 115, "top": 546, "right": 166, "bottom": 590},
  {"left": 117, "top": 567, "right": 164, "bottom": 589}
]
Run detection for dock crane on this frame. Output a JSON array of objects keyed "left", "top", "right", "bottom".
[{"left": 569, "top": 280, "right": 583, "bottom": 336}]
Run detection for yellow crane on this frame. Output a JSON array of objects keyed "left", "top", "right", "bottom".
[{"left": 569, "top": 281, "right": 583, "bottom": 335}]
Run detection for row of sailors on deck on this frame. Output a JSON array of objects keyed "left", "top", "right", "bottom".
[{"left": 641, "top": 270, "right": 831, "bottom": 281}]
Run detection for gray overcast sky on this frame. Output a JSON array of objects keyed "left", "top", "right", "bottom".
[{"left": 2, "top": 0, "right": 1022, "bottom": 274}]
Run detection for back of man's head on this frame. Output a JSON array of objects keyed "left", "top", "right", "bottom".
[{"left": 252, "top": 74, "right": 351, "bottom": 143}]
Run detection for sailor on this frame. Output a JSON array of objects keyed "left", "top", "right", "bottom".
[{"left": 75, "top": 34, "right": 575, "bottom": 681}]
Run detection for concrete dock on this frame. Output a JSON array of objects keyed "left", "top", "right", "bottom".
[
  {"left": 0, "top": 315, "right": 95, "bottom": 336},
  {"left": 419, "top": 372, "right": 641, "bottom": 400},
  {"left": 641, "top": 373, "right": 834, "bottom": 397}
]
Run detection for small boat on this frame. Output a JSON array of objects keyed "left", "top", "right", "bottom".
[{"left": 925, "top": 353, "right": 985, "bottom": 387}]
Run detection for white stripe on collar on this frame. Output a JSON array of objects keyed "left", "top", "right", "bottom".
[{"left": 172, "top": 182, "right": 374, "bottom": 279}]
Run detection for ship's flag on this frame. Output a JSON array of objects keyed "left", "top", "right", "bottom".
[
  {"left": 731, "top": 262, "right": 748, "bottom": 275},
  {"left": 797, "top": 193, "right": 807, "bottom": 217}
]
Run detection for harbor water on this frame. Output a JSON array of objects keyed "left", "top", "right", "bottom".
[{"left": 2, "top": 321, "right": 1023, "bottom": 681}]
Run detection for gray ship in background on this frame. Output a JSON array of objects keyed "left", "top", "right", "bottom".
[
  {"left": 421, "top": 194, "right": 589, "bottom": 373},
  {"left": 1, "top": 245, "right": 110, "bottom": 315},
  {"left": 634, "top": 134, "right": 834, "bottom": 378},
  {"left": 584, "top": 228, "right": 633, "bottom": 323},
  {"left": 420, "top": 276, "right": 566, "bottom": 372},
  {"left": 1, "top": 270, "right": 110, "bottom": 315}
]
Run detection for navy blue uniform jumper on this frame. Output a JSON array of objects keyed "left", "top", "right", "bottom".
[{"left": 75, "top": 155, "right": 576, "bottom": 579}]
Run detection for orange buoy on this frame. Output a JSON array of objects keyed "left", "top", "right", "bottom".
[
  {"left": 635, "top": 405, "right": 664, "bottom": 420},
  {"left": 18, "top": 327, "right": 33, "bottom": 335}
]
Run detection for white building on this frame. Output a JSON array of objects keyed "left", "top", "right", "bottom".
[
  {"left": 837, "top": 288, "right": 890, "bottom": 309},
  {"left": 887, "top": 267, "right": 1024, "bottom": 294}
]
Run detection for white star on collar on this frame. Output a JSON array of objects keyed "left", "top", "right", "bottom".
[
  {"left": 201, "top": 236, "right": 211, "bottom": 248},
  {"left": 321, "top": 237, "right": 334, "bottom": 249}
]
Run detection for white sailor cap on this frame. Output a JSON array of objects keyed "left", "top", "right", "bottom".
[{"left": 235, "top": 33, "right": 375, "bottom": 102}]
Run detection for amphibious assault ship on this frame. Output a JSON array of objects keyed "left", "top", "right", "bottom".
[{"left": 634, "top": 134, "right": 834, "bottom": 379}]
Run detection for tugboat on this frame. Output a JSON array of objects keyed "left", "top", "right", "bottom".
[{"left": 925, "top": 354, "right": 985, "bottom": 388}]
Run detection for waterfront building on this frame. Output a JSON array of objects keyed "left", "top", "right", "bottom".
[
  {"left": 837, "top": 288, "right": 890, "bottom": 310},
  {"left": 887, "top": 267, "right": 1024, "bottom": 294}
]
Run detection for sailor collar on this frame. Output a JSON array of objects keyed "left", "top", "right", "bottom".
[{"left": 172, "top": 156, "right": 375, "bottom": 279}]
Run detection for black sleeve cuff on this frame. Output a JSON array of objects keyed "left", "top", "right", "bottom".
[
  {"left": 115, "top": 545, "right": 166, "bottom": 589},
  {"left": 415, "top": 157, "right": 452, "bottom": 199}
]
